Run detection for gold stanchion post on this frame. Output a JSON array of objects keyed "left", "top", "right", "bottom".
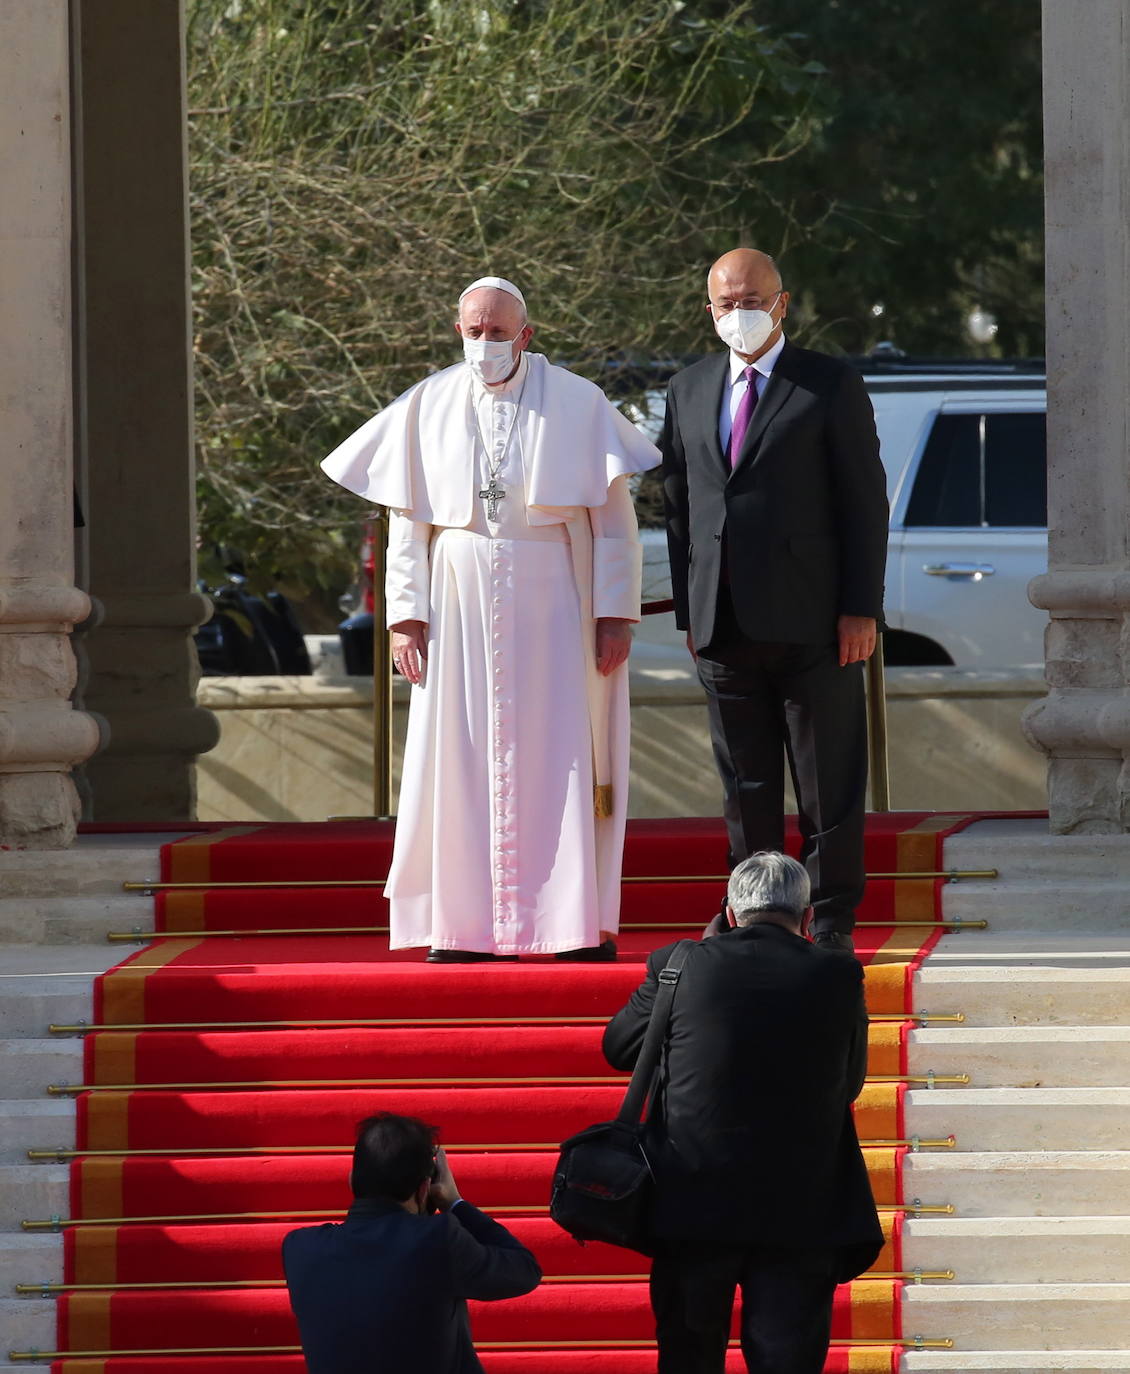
[
  {"left": 865, "top": 633, "right": 891, "bottom": 812},
  {"left": 371, "top": 509, "right": 394, "bottom": 818}
]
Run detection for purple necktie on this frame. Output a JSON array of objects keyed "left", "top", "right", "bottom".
[{"left": 728, "top": 365, "right": 758, "bottom": 469}]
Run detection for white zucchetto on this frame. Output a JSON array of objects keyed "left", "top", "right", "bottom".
[{"left": 458, "top": 276, "right": 527, "bottom": 311}]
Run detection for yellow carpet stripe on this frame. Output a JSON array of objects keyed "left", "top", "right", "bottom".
[
  {"left": 161, "top": 890, "right": 208, "bottom": 933},
  {"left": 65, "top": 1292, "right": 113, "bottom": 1357},
  {"left": 76, "top": 1160, "right": 124, "bottom": 1223},
  {"left": 72, "top": 1227, "right": 120, "bottom": 1286},
  {"left": 82, "top": 1094, "right": 133, "bottom": 1153},
  {"left": 862, "top": 961, "right": 909, "bottom": 1016},
  {"left": 91, "top": 1032, "right": 137, "bottom": 1088},
  {"left": 99, "top": 939, "right": 202, "bottom": 1026},
  {"left": 897, "top": 813, "right": 970, "bottom": 871},
  {"left": 165, "top": 825, "right": 262, "bottom": 883},
  {"left": 848, "top": 1279, "right": 899, "bottom": 1341}
]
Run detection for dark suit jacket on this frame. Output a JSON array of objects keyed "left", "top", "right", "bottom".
[
  {"left": 603, "top": 925, "right": 883, "bottom": 1280},
  {"left": 660, "top": 342, "right": 889, "bottom": 649},
  {"left": 283, "top": 1197, "right": 541, "bottom": 1374}
]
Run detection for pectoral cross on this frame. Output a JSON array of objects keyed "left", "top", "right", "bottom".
[{"left": 478, "top": 477, "right": 506, "bottom": 521}]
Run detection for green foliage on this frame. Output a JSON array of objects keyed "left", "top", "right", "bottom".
[
  {"left": 188, "top": 0, "right": 823, "bottom": 589},
  {"left": 188, "top": 0, "right": 1044, "bottom": 592},
  {"left": 758, "top": 0, "right": 1044, "bottom": 356}
]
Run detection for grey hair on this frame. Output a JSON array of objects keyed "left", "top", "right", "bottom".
[{"left": 727, "top": 851, "right": 810, "bottom": 925}]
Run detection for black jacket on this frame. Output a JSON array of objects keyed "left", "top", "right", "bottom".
[
  {"left": 660, "top": 342, "right": 889, "bottom": 649},
  {"left": 603, "top": 925, "right": 883, "bottom": 1279},
  {"left": 283, "top": 1198, "right": 541, "bottom": 1374}
]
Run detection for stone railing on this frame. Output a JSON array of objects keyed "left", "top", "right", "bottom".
[{"left": 194, "top": 653, "right": 1046, "bottom": 823}]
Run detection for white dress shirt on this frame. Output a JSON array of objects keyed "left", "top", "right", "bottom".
[{"left": 718, "top": 332, "right": 786, "bottom": 454}]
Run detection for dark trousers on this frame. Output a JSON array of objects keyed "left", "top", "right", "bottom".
[
  {"left": 650, "top": 1242, "right": 838, "bottom": 1374},
  {"left": 696, "top": 592, "right": 868, "bottom": 934}
]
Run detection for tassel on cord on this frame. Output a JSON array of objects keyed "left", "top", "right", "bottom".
[{"left": 593, "top": 784, "right": 614, "bottom": 819}]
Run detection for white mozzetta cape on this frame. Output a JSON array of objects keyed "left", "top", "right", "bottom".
[{"left": 320, "top": 352, "right": 659, "bottom": 523}]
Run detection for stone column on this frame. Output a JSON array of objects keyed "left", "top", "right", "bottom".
[
  {"left": 0, "top": 1, "right": 103, "bottom": 847},
  {"left": 1022, "top": 0, "right": 1130, "bottom": 833},
  {"left": 74, "top": 0, "right": 218, "bottom": 820}
]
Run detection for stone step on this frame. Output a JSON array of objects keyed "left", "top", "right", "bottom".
[
  {"left": 902, "top": 1284, "right": 1130, "bottom": 1351},
  {"left": 914, "top": 955, "right": 1130, "bottom": 1028},
  {"left": 908, "top": 1027, "right": 1130, "bottom": 1087},
  {"left": 942, "top": 820, "right": 1130, "bottom": 882},
  {"left": 0, "top": 1296, "right": 56, "bottom": 1354},
  {"left": 9, "top": 1026, "right": 1127, "bottom": 1093},
  {"left": 905, "top": 1088, "right": 1130, "bottom": 1152},
  {"left": 0, "top": 1231, "right": 62, "bottom": 1290},
  {"left": 903, "top": 1217, "right": 1130, "bottom": 1283},
  {"left": 0, "top": 1041, "right": 83, "bottom": 1098},
  {"left": 1, "top": 839, "right": 170, "bottom": 898},
  {"left": 0, "top": 895, "right": 151, "bottom": 945},
  {"left": 0, "top": 1101, "right": 74, "bottom": 1162},
  {"left": 0, "top": 944, "right": 126, "bottom": 1037},
  {"left": 903, "top": 1151, "right": 1130, "bottom": 1217},
  {"left": 904, "top": 1353, "right": 1130, "bottom": 1374},
  {"left": 0, "top": 1164, "right": 69, "bottom": 1229},
  {"left": 944, "top": 881, "right": 1130, "bottom": 932}
]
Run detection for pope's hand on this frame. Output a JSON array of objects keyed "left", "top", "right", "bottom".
[
  {"left": 596, "top": 617, "right": 633, "bottom": 677},
  {"left": 837, "top": 615, "right": 877, "bottom": 667},
  {"left": 391, "top": 620, "right": 428, "bottom": 685}
]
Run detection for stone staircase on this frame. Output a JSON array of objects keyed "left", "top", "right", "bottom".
[
  {"left": 902, "top": 818, "right": 1130, "bottom": 1373},
  {"left": 4, "top": 818, "right": 1130, "bottom": 1372},
  {"left": 0, "top": 837, "right": 162, "bottom": 1369}
]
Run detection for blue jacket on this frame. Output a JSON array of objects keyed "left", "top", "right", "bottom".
[{"left": 283, "top": 1197, "right": 541, "bottom": 1373}]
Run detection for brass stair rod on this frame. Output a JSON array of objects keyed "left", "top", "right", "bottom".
[
  {"left": 865, "top": 634, "right": 891, "bottom": 811},
  {"left": 48, "top": 1011, "right": 966, "bottom": 1033},
  {"left": 19, "top": 1204, "right": 953, "bottom": 1231},
  {"left": 17, "top": 1270, "right": 954, "bottom": 1295},
  {"left": 49, "top": 1073, "right": 971, "bottom": 1095},
  {"left": 372, "top": 509, "right": 394, "bottom": 819},
  {"left": 48, "top": 1073, "right": 970, "bottom": 1095},
  {"left": 7, "top": 1338, "right": 956, "bottom": 1360},
  {"left": 106, "top": 917, "right": 989, "bottom": 941},
  {"left": 26, "top": 1138, "right": 957, "bottom": 1161},
  {"left": 121, "top": 869, "right": 997, "bottom": 891}
]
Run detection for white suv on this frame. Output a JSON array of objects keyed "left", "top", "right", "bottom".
[{"left": 632, "top": 360, "right": 1048, "bottom": 668}]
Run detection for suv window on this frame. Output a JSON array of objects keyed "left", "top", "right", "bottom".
[{"left": 904, "top": 411, "right": 1047, "bottom": 528}]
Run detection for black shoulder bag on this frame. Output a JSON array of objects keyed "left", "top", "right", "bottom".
[{"left": 548, "top": 939, "right": 695, "bottom": 1256}]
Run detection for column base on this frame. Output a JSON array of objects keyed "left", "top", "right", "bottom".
[{"left": 0, "top": 771, "right": 81, "bottom": 849}]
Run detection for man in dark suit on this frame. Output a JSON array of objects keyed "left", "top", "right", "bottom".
[
  {"left": 603, "top": 851, "right": 883, "bottom": 1374},
  {"left": 283, "top": 1112, "right": 541, "bottom": 1373},
  {"left": 661, "top": 248, "right": 889, "bottom": 952}
]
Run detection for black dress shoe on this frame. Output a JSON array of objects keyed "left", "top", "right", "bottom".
[
  {"left": 554, "top": 939, "right": 618, "bottom": 962},
  {"left": 425, "top": 949, "right": 519, "bottom": 963},
  {"left": 811, "top": 931, "right": 856, "bottom": 955}
]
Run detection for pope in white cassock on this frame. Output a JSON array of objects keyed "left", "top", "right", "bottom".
[{"left": 321, "top": 277, "right": 660, "bottom": 962}]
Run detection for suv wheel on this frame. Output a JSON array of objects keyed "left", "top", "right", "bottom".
[{"left": 882, "top": 630, "right": 953, "bottom": 667}]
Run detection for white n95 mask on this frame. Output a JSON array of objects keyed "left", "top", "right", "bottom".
[
  {"left": 463, "top": 335, "right": 520, "bottom": 385},
  {"left": 713, "top": 295, "right": 781, "bottom": 355}
]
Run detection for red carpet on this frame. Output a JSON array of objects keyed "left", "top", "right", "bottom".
[{"left": 44, "top": 814, "right": 989, "bottom": 1371}]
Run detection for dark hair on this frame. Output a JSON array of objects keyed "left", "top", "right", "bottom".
[{"left": 350, "top": 1113, "right": 438, "bottom": 1202}]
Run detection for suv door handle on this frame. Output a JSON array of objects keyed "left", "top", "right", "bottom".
[{"left": 922, "top": 562, "right": 996, "bottom": 580}]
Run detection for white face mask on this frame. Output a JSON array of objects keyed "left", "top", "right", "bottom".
[
  {"left": 713, "top": 293, "right": 782, "bottom": 355},
  {"left": 463, "top": 333, "right": 522, "bottom": 386}
]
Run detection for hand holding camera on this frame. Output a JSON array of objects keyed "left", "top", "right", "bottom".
[{"left": 428, "top": 1146, "right": 460, "bottom": 1212}]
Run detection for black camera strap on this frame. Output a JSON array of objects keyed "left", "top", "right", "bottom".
[{"left": 615, "top": 939, "right": 696, "bottom": 1127}]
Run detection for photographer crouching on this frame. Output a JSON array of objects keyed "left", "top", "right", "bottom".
[{"left": 283, "top": 1113, "right": 541, "bottom": 1373}]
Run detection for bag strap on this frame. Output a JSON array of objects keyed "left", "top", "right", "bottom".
[{"left": 616, "top": 939, "right": 696, "bottom": 1126}]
